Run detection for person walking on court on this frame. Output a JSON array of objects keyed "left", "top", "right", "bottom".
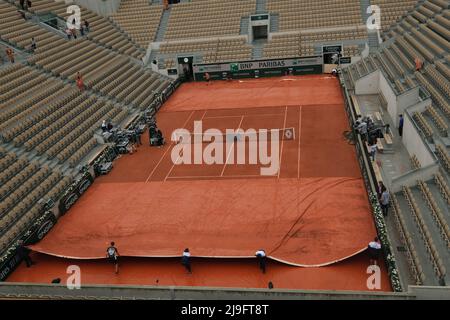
[
  {"left": 106, "top": 242, "right": 120, "bottom": 274},
  {"left": 17, "top": 240, "right": 34, "bottom": 268},
  {"left": 134, "top": 127, "right": 142, "bottom": 146},
  {"left": 368, "top": 237, "right": 381, "bottom": 265},
  {"left": 181, "top": 248, "right": 192, "bottom": 274},
  {"left": 255, "top": 249, "right": 267, "bottom": 274},
  {"left": 380, "top": 187, "right": 390, "bottom": 217},
  {"left": 398, "top": 114, "right": 404, "bottom": 137}
]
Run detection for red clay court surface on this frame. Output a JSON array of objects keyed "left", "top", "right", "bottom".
[{"left": 9, "top": 75, "right": 391, "bottom": 291}]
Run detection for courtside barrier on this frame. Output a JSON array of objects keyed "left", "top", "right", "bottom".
[
  {"left": 58, "top": 171, "right": 94, "bottom": 216},
  {"left": 0, "top": 211, "right": 55, "bottom": 281},
  {"left": 192, "top": 56, "right": 324, "bottom": 81}
]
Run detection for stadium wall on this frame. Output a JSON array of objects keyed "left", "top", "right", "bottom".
[
  {"left": 73, "top": 0, "right": 121, "bottom": 16},
  {"left": 192, "top": 56, "right": 323, "bottom": 80},
  {"left": 390, "top": 162, "right": 440, "bottom": 193},
  {"left": 355, "top": 70, "right": 379, "bottom": 94},
  {"left": 402, "top": 112, "right": 436, "bottom": 168},
  {"left": 378, "top": 72, "right": 398, "bottom": 123},
  {"left": 0, "top": 283, "right": 419, "bottom": 300}
]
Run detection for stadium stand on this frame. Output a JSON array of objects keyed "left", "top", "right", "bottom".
[
  {"left": 163, "top": 0, "right": 256, "bottom": 40},
  {"left": 266, "top": 0, "right": 363, "bottom": 31},
  {"left": 8, "top": 0, "right": 145, "bottom": 59},
  {"left": 263, "top": 27, "right": 367, "bottom": 58},
  {"left": 0, "top": 147, "right": 73, "bottom": 254},
  {"left": 111, "top": 0, "right": 163, "bottom": 49},
  {"left": 0, "top": 0, "right": 174, "bottom": 260},
  {"left": 159, "top": 37, "right": 252, "bottom": 63},
  {"left": 372, "top": 0, "right": 418, "bottom": 32},
  {"left": 342, "top": 0, "right": 450, "bottom": 288}
]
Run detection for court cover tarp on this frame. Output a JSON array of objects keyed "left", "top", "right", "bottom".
[{"left": 30, "top": 178, "right": 376, "bottom": 267}]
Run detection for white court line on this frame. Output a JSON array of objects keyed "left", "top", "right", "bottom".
[
  {"left": 297, "top": 106, "right": 302, "bottom": 180},
  {"left": 203, "top": 113, "right": 284, "bottom": 120},
  {"left": 220, "top": 115, "right": 245, "bottom": 177},
  {"left": 145, "top": 110, "right": 195, "bottom": 183},
  {"left": 166, "top": 174, "right": 277, "bottom": 180},
  {"left": 277, "top": 106, "right": 289, "bottom": 179},
  {"left": 164, "top": 110, "right": 207, "bottom": 181}
]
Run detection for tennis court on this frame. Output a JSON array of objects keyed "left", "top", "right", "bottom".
[{"left": 16, "top": 75, "right": 387, "bottom": 290}]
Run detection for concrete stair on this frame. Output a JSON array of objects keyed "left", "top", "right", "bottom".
[
  {"left": 240, "top": 16, "right": 249, "bottom": 35},
  {"left": 270, "top": 14, "right": 279, "bottom": 33},
  {"left": 255, "top": 0, "right": 267, "bottom": 14},
  {"left": 251, "top": 39, "right": 266, "bottom": 60},
  {"left": 155, "top": 6, "right": 171, "bottom": 42}
]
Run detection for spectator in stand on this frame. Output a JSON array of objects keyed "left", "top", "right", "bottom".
[
  {"left": 71, "top": 27, "right": 77, "bottom": 39},
  {"left": 380, "top": 186, "right": 390, "bottom": 217},
  {"left": 20, "top": 0, "right": 25, "bottom": 10},
  {"left": 6, "top": 47, "right": 14, "bottom": 63},
  {"left": 17, "top": 10, "right": 26, "bottom": 20},
  {"left": 369, "top": 140, "right": 377, "bottom": 162},
  {"left": 414, "top": 57, "right": 423, "bottom": 71},
  {"left": 30, "top": 37, "right": 36, "bottom": 52},
  {"left": 377, "top": 181, "right": 385, "bottom": 201},
  {"left": 356, "top": 118, "right": 368, "bottom": 141},
  {"left": 26, "top": 0, "right": 32, "bottom": 10},
  {"left": 65, "top": 28, "right": 72, "bottom": 40},
  {"left": 398, "top": 114, "right": 404, "bottom": 137},
  {"left": 84, "top": 20, "right": 90, "bottom": 33},
  {"left": 101, "top": 120, "right": 107, "bottom": 132},
  {"left": 76, "top": 72, "right": 84, "bottom": 91},
  {"left": 368, "top": 237, "right": 381, "bottom": 265}
]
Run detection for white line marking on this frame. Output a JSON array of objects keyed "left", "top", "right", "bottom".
[
  {"left": 164, "top": 110, "right": 207, "bottom": 181},
  {"left": 297, "top": 106, "right": 302, "bottom": 180},
  {"left": 145, "top": 110, "right": 195, "bottom": 183},
  {"left": 220, "top": 115, "right": 245, "bottom": 177},
  {"left": 278, "top": 106, "right": 288, "bottom": 179}
]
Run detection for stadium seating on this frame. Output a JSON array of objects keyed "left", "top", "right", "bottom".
[
  {"left": 10, "top": 0, "right": 144, "bottom": 59},
  {"left": 0, "top": 149, "right": 73, "bottom": 254},
  {"left": 164, "top": 0, "right": 256, "bottom": 40},
  {"left": 263, "top": 27, "right": 367, "bottom": 58},
  {"left": 391, "top": 195, "right": 426, "bottom": 285},
  {"left": 111, "top": 0, "right": 163, "bottom": 49},
  {"left": 160, "top": 37, "right": 252, "bottom": 63},
  {"left": 267, "top": 0, "right": 363, "bottom": 31},
  {"left": 372, "top": 0, "right": 418, "bottom": 32}
]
